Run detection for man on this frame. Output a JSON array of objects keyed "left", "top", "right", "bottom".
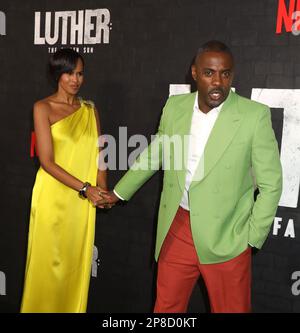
[{"left": 98, "top": 41, "right": 282, "bottom": 313}]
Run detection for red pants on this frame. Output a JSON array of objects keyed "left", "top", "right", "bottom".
[{"left": 154, "top": 207, "right": 251, "bottom": 313}]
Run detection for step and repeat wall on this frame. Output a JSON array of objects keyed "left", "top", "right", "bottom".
[{"left": 0, "top": 0, "right": 300, "bottom": 313}]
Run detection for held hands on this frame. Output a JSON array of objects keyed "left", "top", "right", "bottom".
[
  {"left": 95, "top": 190, "right": 120, "bottom": 209},
  {"left": 85, "top": 186, "right": 119, "bottom": 209},
  {"left": 85, "top": 186, "right": 105, "bottom": 207}
]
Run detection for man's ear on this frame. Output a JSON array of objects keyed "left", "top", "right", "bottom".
[{"left": 191, "top": 65, "right": 197, "bottom": 81}]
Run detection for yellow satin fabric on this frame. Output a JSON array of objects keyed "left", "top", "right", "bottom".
[{"left": 21, "top": 100, "right": 98, "bottom": 313}]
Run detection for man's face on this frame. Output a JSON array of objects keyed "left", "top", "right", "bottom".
[{"left": 191, "top": 51, "right": 234, "bottom": 113}]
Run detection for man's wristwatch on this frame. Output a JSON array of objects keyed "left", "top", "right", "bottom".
[{"left": 79, "top": 182, "right": 91, "bottom": 198}]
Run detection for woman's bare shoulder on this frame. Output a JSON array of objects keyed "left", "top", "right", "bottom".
[
  {"left": 33, "top": 97, "right": 55, "bottom": 123},
  {"left": 34, "top": 97, "right": 54, "bottom": 110},
  {"left": 33, "top": 96, "right": 53, "bottom": 114}
]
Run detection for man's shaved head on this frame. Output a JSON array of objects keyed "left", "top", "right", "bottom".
[{"left": 195, "top": 40, "right": 234, "bottom": 65}]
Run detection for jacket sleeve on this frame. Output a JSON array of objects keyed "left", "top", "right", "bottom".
[
  {"left": 248, "top": 106, "right": 282, "bottom": 248},
  {"left": 113, "top": 98, "right": 171, "bottom": 201}
]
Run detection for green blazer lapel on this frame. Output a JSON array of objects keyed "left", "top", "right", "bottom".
[
  {"left": 190, "top": 91, "right": 243, "bottom": 188},
  {"left": 172, "top": 92, "right": 196, "bottom": 191}
]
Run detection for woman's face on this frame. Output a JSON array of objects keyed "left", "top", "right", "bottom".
[{"left": 58, "top": 58, "right": 84, "bottom": 95}]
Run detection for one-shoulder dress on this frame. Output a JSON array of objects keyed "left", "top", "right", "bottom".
[{"left": 21, "top": 99, "right": 98, "bottom": 313}]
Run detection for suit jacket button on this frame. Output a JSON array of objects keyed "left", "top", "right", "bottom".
[
  {"left": 169, "top": 184, "right": 173, "bottom": 188},
  {"left": 163, "top": 204, "right": 167, "bottom": 208}
]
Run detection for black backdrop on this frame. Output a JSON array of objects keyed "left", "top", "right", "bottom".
[{"left": 0, "top": 0, "right": 300, "bottom": 313}]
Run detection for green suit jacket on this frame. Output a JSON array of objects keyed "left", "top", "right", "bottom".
[{"left": 114, "top": 91, "right": 282, "bottom": 264}]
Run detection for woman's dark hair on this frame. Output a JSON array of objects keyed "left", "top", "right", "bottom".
[{"left": 48, "top": 48, "right": 84, "bottom": 83}]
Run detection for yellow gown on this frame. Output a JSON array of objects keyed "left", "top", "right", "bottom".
[{"left": 21, "top": 99, "right": 98, "bottom": 313}]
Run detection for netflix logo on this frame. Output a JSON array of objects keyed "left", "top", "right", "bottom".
[{"left": 276, "top": 0, "right": 300, "bottom": 35}]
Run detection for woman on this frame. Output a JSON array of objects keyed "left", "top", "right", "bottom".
[{"left": 21, "top": 48, "right": 107, "bottom": 313}]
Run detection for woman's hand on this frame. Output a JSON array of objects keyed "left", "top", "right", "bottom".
[
  {"left": 95, "top": 191, "right": 119, "bottom": 209},
  {"left": 85, "top": 186, "right": 104, "bottom": 206},
  {"left": 86, "top": 186, "right": 114, "bottom": 209}
]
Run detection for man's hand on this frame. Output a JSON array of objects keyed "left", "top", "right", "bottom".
[{"left": 96, "top": 191, "right": 120, "bottom": 209}]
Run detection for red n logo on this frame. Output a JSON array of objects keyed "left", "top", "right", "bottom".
[
  {"left": 30, "top": 131, "right": 39, "bottom": 157},
  {"left": 276, "top": 0, "right": 300, "bottom": 33}
]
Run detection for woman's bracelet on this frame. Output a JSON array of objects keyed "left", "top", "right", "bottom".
[{"left": 79, "top": 182, "right": 91, "bottom": 198}]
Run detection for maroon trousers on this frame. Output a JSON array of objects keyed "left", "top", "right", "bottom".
[{"left": 154, "top": 207, "right": 251, "bottom": 313}]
